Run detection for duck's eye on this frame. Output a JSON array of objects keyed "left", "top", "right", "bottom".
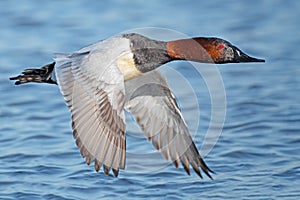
[{"left": 217, "top": 44, "right": 224, "bottom": 50}]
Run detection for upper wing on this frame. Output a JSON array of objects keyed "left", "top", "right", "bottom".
[
  {"left": 124, "top": 70, "right": 213, "bottom": 178},
  {"left": 54, "top": 49, "right": 126, "bottom": 177}
]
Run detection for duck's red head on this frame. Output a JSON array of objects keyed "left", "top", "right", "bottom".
[{"left": 166, "top": 37, "right": 265, "bottom": 64}]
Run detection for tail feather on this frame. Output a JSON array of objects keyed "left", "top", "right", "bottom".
[{"left": 10, "top": 62, "right": 57, "bottom": 85}]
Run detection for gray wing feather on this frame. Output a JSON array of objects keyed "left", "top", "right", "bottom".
[
  {"left": 54, "top": 50, "right": 126, "bottom": 176},
  {"left": 125, "top": 70, "right": 213, "bottom": 178}
]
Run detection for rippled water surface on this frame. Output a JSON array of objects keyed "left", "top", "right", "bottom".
[{"left": 1, "top": 0, "right": 300, "bottom": 199}]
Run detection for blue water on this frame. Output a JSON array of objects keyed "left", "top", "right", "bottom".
[{"left": 1, "top": 0, "right": 300, "bottom": 199}]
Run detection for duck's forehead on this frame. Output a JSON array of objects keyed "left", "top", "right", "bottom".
[
  {"left": 217, "top": 39, "right": 231, "bottom": 47},
  {"left": 205, "top": 38, "right": 228, "bottom": 50}
]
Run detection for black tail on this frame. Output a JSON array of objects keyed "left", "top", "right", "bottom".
[{"left": 10, "top": 62, "right": 57, "bottom": 85}]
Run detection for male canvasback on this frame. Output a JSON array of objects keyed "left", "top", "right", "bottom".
[{"left": 10, "top": 33, "right": 265, "bottom": 178}]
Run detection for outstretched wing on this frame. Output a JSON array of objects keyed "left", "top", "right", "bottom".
[
  {"left": 55, "top": 49, "right": 126, "bottom": 177},
  {"left": 124, "top": 70, "right": 213, "bottom": 178}
]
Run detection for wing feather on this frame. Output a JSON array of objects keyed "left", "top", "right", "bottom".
[
  {"left": 54, "top": 46, "right": 127, "bottom": 176},
  {"left": 125, "top": 70, "right": 213, "bottom": 178}
]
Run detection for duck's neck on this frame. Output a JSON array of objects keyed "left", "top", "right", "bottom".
[
  {"left": 166, "top": 37, "right": 217, "bottom": 63},
  {"left": 124, "top": 33, "right": 172, "bottom": 73},
  {"left": 125, "top": 34, "right": 216, "bottom": 74}
]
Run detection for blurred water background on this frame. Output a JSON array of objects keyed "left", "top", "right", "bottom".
[{"left": 0, "top": 0, "right": 299, "bottom": 199}]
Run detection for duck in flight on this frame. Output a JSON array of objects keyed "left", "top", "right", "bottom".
[{"left": 10, "top": 33, "right": 264, "bottom": 178}]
